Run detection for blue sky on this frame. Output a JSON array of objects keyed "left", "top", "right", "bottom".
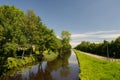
[{"left": 0, "top": 0, "right": 120, "bottom": 47}]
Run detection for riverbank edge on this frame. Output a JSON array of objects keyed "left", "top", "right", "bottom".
[
  {"left": 0, "top": 55, "right": 37, "bottom": 76},
  {"left": 6, "top": 55, "right": 36, "bottom": 70},
  {"left": 1, "top": 50, "right": 59, "bottom": 76},
  {"left": 73, "top": 49, "right": 81, "bottom": 80}
]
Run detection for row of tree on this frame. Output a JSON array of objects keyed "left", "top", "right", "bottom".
[
  {"left": 0, "top": 5, "right": 71, "bottom": 60},
  {"left": 75, "top": 36, "right": 120, "bottom": 58}
]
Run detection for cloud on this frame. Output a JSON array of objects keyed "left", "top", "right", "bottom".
[
  {"left": 71, "top": 34, "right": 87, "bottom": 38},
  {"left": 99, "top": 34, "right": 120, "bottom": 38},
  {"left": 86, "top": 30, "right": 120, "bottom": 35},
  {"left": 70, "top": 42, "right": 81, "bottom": 47},
  {"left": 71, "top": 30, "right": 120, "bottom": 47},
  {"left": 71, "top": 30, "right": 120, "bottom": 39},
  {"left": 56, "top": 30, "right": 120, "bottom": 47}
]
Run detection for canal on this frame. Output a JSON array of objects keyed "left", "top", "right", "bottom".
[{"left": 0, "top": 50, "right": 79, "bottom": 80}]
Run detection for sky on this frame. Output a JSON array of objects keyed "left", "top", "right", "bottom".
[{"left": 0, "top": 0, "right": 120, "bottom": 47}]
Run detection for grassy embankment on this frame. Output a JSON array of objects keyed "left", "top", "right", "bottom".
[
  {"left": 43, "top": 50, "right": 58, "bottom": 62},
  {"left": 1, "top": 50, "right": 58, "bottom": 76},
  {"left": 74, "top": 50, "right": 120, "bottom": 80},
  {"left": 6, "top": 56, "right": 36, "bottom": 70},
  {"left": 5, "top": 50, "right": 58, "bottom": 70}
]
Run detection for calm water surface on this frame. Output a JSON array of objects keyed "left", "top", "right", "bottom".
[{"left": 0, "top": 50, "right": 79, "bottom": 80}]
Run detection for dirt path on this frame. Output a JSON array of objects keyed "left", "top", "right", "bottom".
[{"left": 81, "top": 51, "right": 120, "bottom": 62}]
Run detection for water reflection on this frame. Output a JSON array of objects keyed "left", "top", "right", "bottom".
[
  {"left": 46, "top": 51, "right": 71, "bottom": 79},
  {"left": 0, "top": 50, "right": 79, "bottom": 80}
]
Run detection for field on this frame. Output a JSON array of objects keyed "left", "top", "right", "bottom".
[{"left": 74, "top": 50, "right": 120, "bottom": 80}]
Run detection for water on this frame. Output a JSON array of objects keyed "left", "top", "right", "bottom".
[{"left": 0, "top": 50, "right": 79, "bottom": 80}]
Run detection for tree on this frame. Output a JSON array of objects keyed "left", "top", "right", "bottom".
[
  {"left": 75, "top": 36, "right": 120, "bottom": 58},
  {"left": 114, "top": 36, "right": 120, "bottom": 57},
  {"left": 61, "top": 30, "right": 71, "bottom": 43},
  {"left": 25, "top": 10, "right": 40, "bottom": 45},
  {"left": 0, "top": 5, "right": 26, "bottom": 57},
  {"left": 61, "top": 30, "right": 71, "bottom": 50},
  {"left": 0, "top": 5, "right": 66, "bottom": 61},
  {"left": 3, "top": 42, "right": 18, "bottom": 57}
]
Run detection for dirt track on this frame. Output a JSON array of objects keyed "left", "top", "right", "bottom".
[{"left": 81, "top": 51, "right": 120, "bottom": 62}]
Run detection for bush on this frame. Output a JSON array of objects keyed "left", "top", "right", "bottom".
[{"left": 6, "top": 56, "right": 35, "bottom": 70}]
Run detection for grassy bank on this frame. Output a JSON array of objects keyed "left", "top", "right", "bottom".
[
  {"left": 1, "top": 50, "right": 58, "bottom": 76},
  {"left": 43, "top": 50, "right": 58, "bottom": 62},
  {"left": 5, "top": 50, "right": 58, "bottom": 70},
  {"left": 74, "top": 50, "right": 120, "bottom": 80},
  {"left": 6, "top": 56, "right": 36, "bottom": 70}
]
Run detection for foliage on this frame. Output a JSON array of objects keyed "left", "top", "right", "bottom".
[
  {"left": 3, "top": 42, "right": 18, "bottom": 57},
  {"left": 0, "top": 5, "right": 72, "bottom": 74},
  {"left": 6, "top": 56, "right": 35, "bottom": 70},
  {"left": 75, "top": 36, "right": 120, "bottom": 58},
  {"left": 61, "top": 30, "right": 71, "bottom": 42},
  {"left": 0, "top": 5, "right": 64, "bottom": 58},
  {"left": 61, "top": 30, "right": 71, "bottom": 50},
  {"left": 74, "top": 50, "right": 120, "bottom": 80},
  {"left": 43, "top": 50, "right": 58, "bottom": 62}
]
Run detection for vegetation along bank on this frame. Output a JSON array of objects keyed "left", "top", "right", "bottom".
[{"left": 0, "top": 5, "right": 71, "bottom": 75}]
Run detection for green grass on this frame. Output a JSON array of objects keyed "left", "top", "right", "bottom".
[
  {"left": 74, "top": 50, "right": 120, "bottom": 80},
  {"left": 6, "top": 50, "right": 58, "bottom": 70},
  {"left": 6, "top": 56, "right": 35, "bottom": 70},
  {"left": 43, "top": 50, "right": 58, "bottom": 62}
]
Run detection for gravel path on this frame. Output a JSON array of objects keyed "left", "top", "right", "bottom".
[{"left": 81, "top": 51, "right": 120, "bottom": 62}]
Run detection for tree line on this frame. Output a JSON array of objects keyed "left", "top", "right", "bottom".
[
  {"left": 0, "top": 5, "right": 71, "bottom": 61},
  {"left": 75, "top": 36, "right": 120, "bottom": 58}
]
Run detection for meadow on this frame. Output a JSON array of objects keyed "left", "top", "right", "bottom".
[{"left": 74, "top": 50, "right": 120, "bottom": 80}]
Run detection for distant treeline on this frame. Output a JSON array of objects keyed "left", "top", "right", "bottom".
[{"left": 74, "top": 36, "right": 120, "bottom": 58}]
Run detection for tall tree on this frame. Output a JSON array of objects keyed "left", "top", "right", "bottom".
[
  {"left": 61, "top": 30, "right": 71, "bottom": 50},
  {"left": 0, "top": 5, "right": 26, "bottom": 57},
  {"left": 0, "top": 5, "right": 65, "bottom": 59},
  {"left": 114, "top": 37, "right": 120, "bottom": 57},
  {"left": 61, "top": 30, "right": 71, "bottom": 42}
]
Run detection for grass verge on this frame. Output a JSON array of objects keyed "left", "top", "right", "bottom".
[
  {"left": 74, "top": 50, "right": 120, "bottom": 80},
  {"left": 43, "top": 50, "right": 58, "bottom": 62},
  {"left": 6, "top": 56, "right": 35, "bottom": 70}
]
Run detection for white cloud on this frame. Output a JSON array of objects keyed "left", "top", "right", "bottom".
[
  {"left": 98, "top": 34, "right": 120, "bottom": 38},
  {"left": 57, "top": 30, "right": 120, "bottom": 47},
  {"left": 71, "top": 30, "right": 120, "bottom": 39},
  {"left": 70, "top": 42, "right": 81, "bottom": 48},
  {"left": 71, "top": 30, "right": 120, "bottom": 47},
  {"left": 71, "top": 34, "right": 87, "bottom": 38},
  {"left": 86, "top": 30, "right": 120, "bottom": 35}
]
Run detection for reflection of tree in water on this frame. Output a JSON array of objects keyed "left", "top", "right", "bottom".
[
  {"left": 28, "top": 62, "right": 45, "bottom": 80},
  {"left": 0, "top": 50, "right": 71, "bottom": 80},
  {"left": 28, "top": 62, "right": 54, "bottom": 80},
  {"left": 28, "top": 50, "right": 71, "bottom": 80},
  {"left": 59, "top": 50, "right": 71, "bottom": 78},
  {"left": 60, "top": 66, "right": 70, "bottom": 78},
  {"left": 46, "top": 50, "right": 71, "bottom": 78}
]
